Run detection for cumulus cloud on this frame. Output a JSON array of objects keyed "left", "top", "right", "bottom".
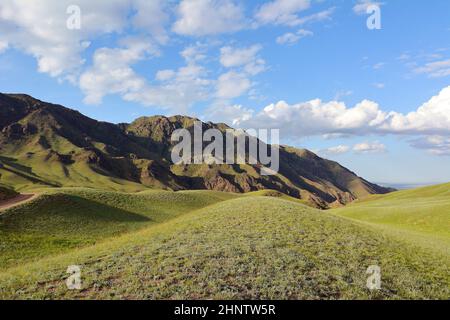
[
  {"left": 276, "top": 29, "right": 313, "bottom": 45},
  {"left": 319, "top": 145, "right": 351, "bottom": 155},
  {"left": 410, "top": 136, "right": 450, "bottom": 156},
  {"left": 205, "top": 103, "right": 254, "bottom": 126},
  {"left": 156, "top": 69, "right": 177, "bottom": 82},
  {"left": 79, "top": 37, "right": 159, "bottom": 105},
  {"left": 384, "top": 86, "right": 450, "bottom": 134},
  {"left": 235, "top": 86, "right": 450, "bottom": 138},
  {"left": 216, "top": 71, "right": 252, "bottom": 99},
  {"left": 220, "top": 45, "right": 261, "bottom": 68},
  {"left": 353, "top": 141, "right": 386, "bottom": 154},
  {"left": 220, "top": 45, "right": 266, "bottom": 75},
  {"left": 81, "top": 42, "right": 212, "bottom": 112},
  {"left": 214, "top": 44, "right": 267, "bottom": 100},
  {"left": 131, "top": 0, "right": 169, "bottom": 44},
  {"left": 318, "top": 142, "right": 387, "bottom": 156},
  {"left": 207, "top": 86, "right": 450, "bottom": 155},
  {"left": 172, "top": 0, "right": 245, "bottom": 36},
  {"left": 0, "top": 0, "right": 168, "bottom": 79}
]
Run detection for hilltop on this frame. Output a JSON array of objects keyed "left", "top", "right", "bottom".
[{"left": 0, "top": 93, "right": 392, "bottom": 208}]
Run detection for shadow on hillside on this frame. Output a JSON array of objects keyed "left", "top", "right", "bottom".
[
  {"left": 0, "top": 194, "right": 152, "bottom": 230},
  {"left": 60, "top": 195, "right": 153, "bottom": 223}
]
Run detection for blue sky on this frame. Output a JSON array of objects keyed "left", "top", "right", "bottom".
[{"left": 0, "top": 0, "right": 450, "bottom": 185}]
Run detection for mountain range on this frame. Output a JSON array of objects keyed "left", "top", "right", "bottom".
[{"left": 0, "top": 93, "right": 392, "bottom": 208}]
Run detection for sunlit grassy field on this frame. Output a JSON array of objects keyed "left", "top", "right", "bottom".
[
  {"left": 0, "top": 188, "right": 448, "bottom": 300},
  {"left": 0, "top": 188, "right": 239, "bottom": 270},
  {"left": 332, "top": 183, "right": 450, "bottom": 256}
]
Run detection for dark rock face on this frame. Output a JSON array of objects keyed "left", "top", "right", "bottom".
[{"left": 0, "top": 93, "right": 393, "bottom": 208}]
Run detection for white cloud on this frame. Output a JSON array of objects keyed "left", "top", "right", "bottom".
[
  {"left": 410, "top": 136, "right": 450, "bottom": 156},
  {"left": 319, "top": 145, "right": 351, "bottom": 155},
  {"left": 156, "top": 69, "right": 176, "bottom": 82},
  {"left": 125, "top": 52, "right": 212, "bottom": 112},
  {"left": 205, "top": 103, "right": 254, "bottom": 126},
  {"left": 131, "top": 0, "right": 169, "bottom": 44},
  {"left": 373, "top": 83, "right": 385, "bottom": 89},
  {"left": 241, "top": 99, "right": 387, "bottom": 137},
  {"left": 319, "top": 142, "right": 387, "bottom": 156},
  {"left": 220, "top": 45, "right": 267, "bottom": 75},
  {"left": 0, "top": 41, "right": 8, "bottom": 53},
  {"left": 216, "top": 71, "right": 252, "bottom": 99},
  {"left": 79, "top": 37, "right": 158, "bottom": 105},
  {"left": 172, "top": 0, "right": 245, "bottom": 36},
  {"left": 214, "top": 44, "right": 267, "bottom": 100},
  {"left": 373, "top": 62, "right": 385, "bottom": 70},
  {"left": 292, "top": 7, "right": 335, "bottom": 25},
  {"left": 220, "top": 45, "right": 262, "bottom": 68},
  {"left": 0, "top": 0, "right": 168, "bottom": 79},
  {"left": 255, "top": 0, "right": 311, "bottom": 26},
  {"left": 353, "top": 0, "right": 383, "bottom": 15},
  {"left": 353, "top": 141, "right": 386, "bottom": 154},
  {"left": 81, "top": 42, "right": 212, "bottom": 113},
  {"left": 276, "top": 29, "right": 313, "bottom": 45},
  {"left": 414, "top": 59, "right": 450, "bottom": 78},
  {"left": 233, "top": 86, "right": 450, "bottom": 139}
]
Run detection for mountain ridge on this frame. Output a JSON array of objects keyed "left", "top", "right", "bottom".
[{"left": 0, "top": 93, "right": 393, "bottom": 208}]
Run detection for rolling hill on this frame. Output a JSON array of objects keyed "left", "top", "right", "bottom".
[
  {"left": 0, "top": 185, "right": 17, "bottom": 201},
  {"left": 1, "top": 93, "right": 447, "bottom": 300},
  {"left": 0, "top": 93, "right": 392, "bottom": 208},
  {"left": 332, "top": 183, "right": 450, "bottom": 256},
  {"left": 0, "top": 189, "right": 448, "bottom": 299}
]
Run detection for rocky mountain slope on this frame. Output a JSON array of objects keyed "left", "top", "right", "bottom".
[{"left": 0, "top": 93, "right": 392, "bottom": 208}]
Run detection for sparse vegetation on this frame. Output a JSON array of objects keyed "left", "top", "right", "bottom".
[
  {"left": 0, "top": 188, "right": 239, "bottom": 270},
  {"left": 0, "top": 190, "right": 448, "bottom": 299},
  {"left": 0, "top": 94, "right": 448, "bottom": 300}
]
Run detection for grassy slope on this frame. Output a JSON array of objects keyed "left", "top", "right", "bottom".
[
  {"left": 0, "top": 186, "right": 17, "bottom": 201},
  {"left": 0, "top": 196, "right": 448, "bottom": 299},
  {"left": 0, "top": 188, "right": 240, "bottom": 270},
  {"left": 0, "top": 153, "right": 148, "bottom": 193},
  {"left": 331, "top": 183, "right": 450, "bottom": 256}
]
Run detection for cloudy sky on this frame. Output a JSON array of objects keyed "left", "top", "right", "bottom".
[{"left": 0, "top": 0, "right": 449, "bottom": 185}]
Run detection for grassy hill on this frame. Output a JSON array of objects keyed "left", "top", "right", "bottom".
[
  {"left": 0, "top": 189, "right": 448, "bottom": 299},
  {"left": 331, "top": 183, "right": 450, "bottom": 256},
  {"left": 0, "top": 185, "right": 17, "bottom": 201},
  {"left": 0, "top": 93, "right": 392, "bottom": 208},
  {"left": 0, "top": 188, "right": 240, "bottom": 270}
]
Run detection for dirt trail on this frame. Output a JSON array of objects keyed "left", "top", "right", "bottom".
[{"left": 0, "top": 194, "right": 37, "bottom": 212}]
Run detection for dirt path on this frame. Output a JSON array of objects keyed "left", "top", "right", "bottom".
[{"left": 0, "top": 194, "right": 37, "bottom": 212}]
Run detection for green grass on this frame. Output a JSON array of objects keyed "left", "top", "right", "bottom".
[
  {"left": 0, "top": 195, "right": 448, "bottom": 299},
  {"left": 0, "top": 153, "right": 148, "bottom": 193},
  {"left": 331, "top": 183, "right": 450, "bottom": 256},
  {"left": 0, "top": 188, "right": 240, "bottom": 270},
  {"left": 0, "top": 185, "right": 17, "bottom": 201}
]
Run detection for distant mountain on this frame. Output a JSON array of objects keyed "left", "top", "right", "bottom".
[{"left": 0, "top": 93, "right": 393, "bottom": 208}]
